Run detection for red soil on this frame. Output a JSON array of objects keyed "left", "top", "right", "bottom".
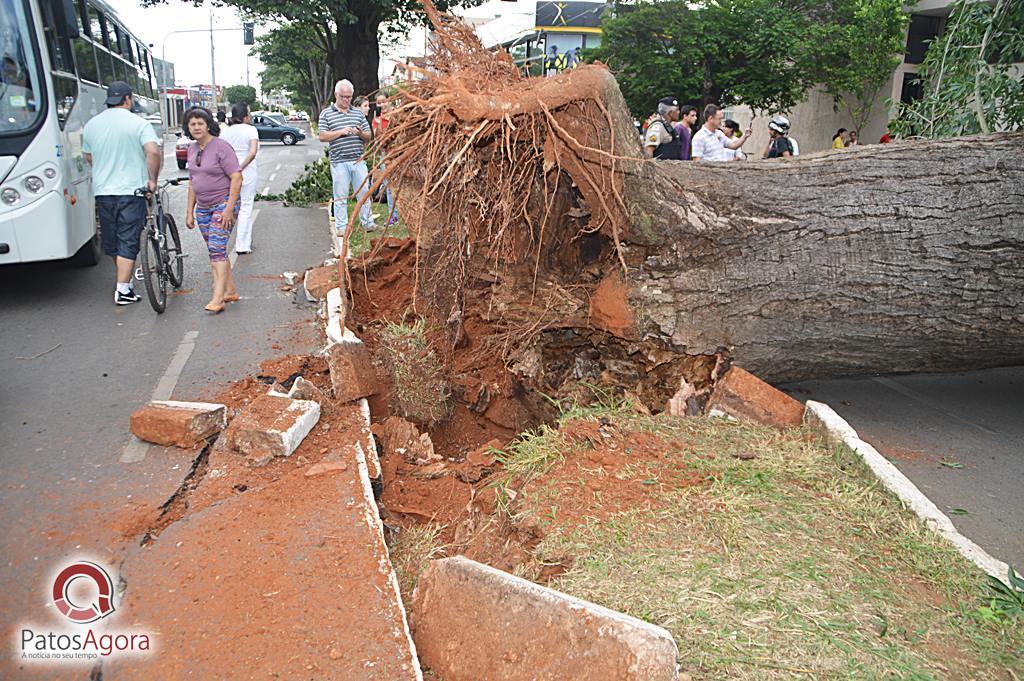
[{"left": 520, "top": 419, "right": 714, "bottom": 528}]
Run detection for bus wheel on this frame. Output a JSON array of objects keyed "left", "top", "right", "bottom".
[{"left": 71, "top": 222, "right": 102, "bottom": 267}]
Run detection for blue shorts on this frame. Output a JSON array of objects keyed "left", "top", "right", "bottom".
[{"left": 96, "top": 195, "right": 146, "bottom": 260}]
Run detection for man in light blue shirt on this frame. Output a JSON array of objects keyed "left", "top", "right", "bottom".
[{"left": 82, "top": 81, "right": 161, "bottom": 305}]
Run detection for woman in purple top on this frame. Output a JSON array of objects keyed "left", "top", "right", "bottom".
[{"left": 183, "top": 108, "right": 242, "bottom": 313}]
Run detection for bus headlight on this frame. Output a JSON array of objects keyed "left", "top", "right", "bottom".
[
  {"left": 24, "top": 176, "right": 44, "bottom": 193},
  {"left": 44, "top": 168, "right": 57, "bottom": 179},
  {"left": 1, "top": 188, "right": 20, "bottom": 205}
]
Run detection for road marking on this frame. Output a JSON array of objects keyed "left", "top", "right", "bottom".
[
  {"left": 872, "top": 377, "right": 997, "bottom": 435},
  {"left": 121, "top": 330, "right": 200, "bottom": 463},
  {"left": 269, "top": 173, "right": 277, "bottom": 183},
  {"left": 274, "top": 163, "right": 281, "bottom": 171},
  {"left": 262, "top": 185, "right": 270, "bottom": 195}
]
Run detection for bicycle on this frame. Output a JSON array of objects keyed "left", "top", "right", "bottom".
[{"left": 135, "top": 179, "right": 186, "bottom": 313}]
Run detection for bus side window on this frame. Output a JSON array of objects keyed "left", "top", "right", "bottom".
[
  {"left": 40, "top": 0, "right": 76, "bottom": 74},
  {"left": 74, "top": 0, "right": 99, "bottom": 83},
  {"left": 91, "top": 9, "right": 114, "bottom": 84},
  {"left": 139, "top": 45, "right": 155, "bottom": 99},
  {"left": 148, "top": 53, "right": 158, "bottom": 98}
]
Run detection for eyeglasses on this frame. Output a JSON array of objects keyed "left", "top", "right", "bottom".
[{"left": 196, "top": 147, "right": 203, "bottom": 168}]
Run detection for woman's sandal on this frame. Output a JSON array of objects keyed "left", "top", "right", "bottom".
[
  {"left": 223, "top": 293, "right": 240, "bottom": 303},
  {"left": 204, "top": 304, "right": 225, "bottom": 314}
]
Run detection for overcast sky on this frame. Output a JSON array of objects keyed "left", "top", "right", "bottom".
[{"left": 104, "top": 0, "right": 539, "bottom": 93}]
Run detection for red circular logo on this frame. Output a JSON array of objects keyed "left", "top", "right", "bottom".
[{"left": 52, "top": 561, "right": 116, "bottom": 624}]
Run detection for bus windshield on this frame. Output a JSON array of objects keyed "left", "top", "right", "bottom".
[{"left": 0, "top": 0, "right": 43, "bottom": 134}]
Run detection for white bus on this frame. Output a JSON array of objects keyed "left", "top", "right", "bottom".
[{"left": 1, "top": 0, "right": 161, "bottom": 266}]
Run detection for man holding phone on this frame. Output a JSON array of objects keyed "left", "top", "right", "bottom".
[
  {"left": 318, "top": 79, "right": 376, "bottom": 238},
  {"left": 691, "top": 104, "right": 752, "bottom": 162}
]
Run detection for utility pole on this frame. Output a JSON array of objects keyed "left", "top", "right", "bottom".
[{"left": 209, "top": 9, "right": 217, "bottom": 110}]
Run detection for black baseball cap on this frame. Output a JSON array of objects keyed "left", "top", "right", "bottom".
[
  {"left": 105, "top": 81, "right": 132, "bottom": 105},
  {"left": 658, "top": 97, "right": 679, "bottom": 108}
]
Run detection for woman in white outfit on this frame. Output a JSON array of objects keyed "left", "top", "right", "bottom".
[{"left": 220, "top": 103, "right": 259, "bottom": 254}]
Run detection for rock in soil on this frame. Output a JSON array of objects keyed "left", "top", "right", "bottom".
[{"left": 705, "top": 366, "right": 805, "bottom": 428}]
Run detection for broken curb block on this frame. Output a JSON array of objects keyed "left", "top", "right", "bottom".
[
  {"left": 324, "top": 287, "right": 354, "bottom": 346},
  {"left": 411, "top": 556, "right": 679, "bottom": 681},
  {"left": 282, "top": 271, "right": 300, "bottom": 286},
  {"left": 706, "top": 366, "right": 804, "bottom": 428},
  {"left": 303, "top": 264, "right": 340, "bottom": 302},
  {"left": 327, "top": 338, "right": 378, "bottom": 403},
  {"left": 130, "top": 400, "right": 226, "bottom": 448},
  {"left": 225, "top": 394, "right": 320, "bottom": 462}
]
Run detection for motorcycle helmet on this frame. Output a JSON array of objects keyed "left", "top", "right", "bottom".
[{"left": 768, "top": 115, "right": 791, "bottom": 134}]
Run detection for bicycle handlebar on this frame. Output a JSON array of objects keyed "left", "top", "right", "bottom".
[{"left": 133, "top": 178, "right": 186, "bottom": 197}]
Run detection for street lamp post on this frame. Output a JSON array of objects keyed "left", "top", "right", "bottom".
[{"left": 161, "top": 24, "right": 247, "bottom": 127}]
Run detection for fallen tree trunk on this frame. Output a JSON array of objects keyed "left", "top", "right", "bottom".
[
  {"left": 623, "top": 129, "right": 1024, "bottom": 382},
  {"left": 369, "top": 14, "right": 1023, "bottom": 406}
]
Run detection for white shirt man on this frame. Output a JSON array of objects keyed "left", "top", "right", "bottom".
[{"left": 691, "top": 104, "right": 751, "bottom": 162}]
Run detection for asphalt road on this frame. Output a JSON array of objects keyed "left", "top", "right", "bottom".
[
  {"left": 783, "top": 367, "right": 1024, "bottom": 572},
  {"left": 0, "top": 129, "right": 328, "bottom": 677}
]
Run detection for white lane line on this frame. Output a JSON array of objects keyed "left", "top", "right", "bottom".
[
  {"left": 872, "top": 377, "right": 997, "bottom": 435},
  {"left": 121, "top": 329, "right": 200, "bottom": 463},
  {"left": 229, "top": 251, "right": 237, "bottom": 267},
  {"left": 269, "top": 173, "right": 277, "bottom": 183},
  {"left": 274, "top": 163, "right": 281, "bottom": 171},
  {"left": 262, "top": 185, "right": 270, "bottom": 195}
]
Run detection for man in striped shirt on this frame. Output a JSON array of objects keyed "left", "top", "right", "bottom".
[{"left": 318, "top": 79, "right": 376, "bottom": 240}]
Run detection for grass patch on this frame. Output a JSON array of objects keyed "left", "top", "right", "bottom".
[
  {"left": 506, "top": 413, "right": 1024, "bottom": 679},
  {"left": 378, "top": 315, "right": 450, "bottom": 426},
  {"left": 387, "top": 523, "right": 446, "bottom": 598},
  {"left": 343, "top": 207, "right": 408, "bottom": 259}
]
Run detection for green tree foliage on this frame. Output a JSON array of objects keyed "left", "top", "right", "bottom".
[
  {"left": 149, "top": 0, "right": 483, "bottom": 108},
  {"left": 893, "top": 0, "right": 1024, "bottom": 138},
  {"left": 806, "top": 0, "right": 908, "bottom": 132},
  {"left": 593, "top": 0, "right": 909, "bottom": 125},
  {"left": 253, "top": 24, "right": 327, "bottom": 116},
  {"left": 223, "top": 84, "right": 258, "bottom": 106},
  {"left": 593, "top": 0, "right": 817, "bottom": 118}
]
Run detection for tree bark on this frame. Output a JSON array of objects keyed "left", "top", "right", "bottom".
[
  {"left": 393, "top": 66, "right": 1024, "bottom": 392},
  {"left": 333, "top": 20, "right": 381, "bottom": 99}
]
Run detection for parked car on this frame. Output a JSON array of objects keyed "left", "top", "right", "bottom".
[
  {"left": 253, "top": 111, "right": 288, "bottom": 126},
  {"left": 251, "top": 114, "right": 306, "bottom": 145},
  {"left": 175, "top": 134, "right": 190, "bottom": 170}
]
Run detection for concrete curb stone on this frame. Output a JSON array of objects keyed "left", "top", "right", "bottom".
[{"left": 411, "top": 556, "right": 679, "bottom": 681}]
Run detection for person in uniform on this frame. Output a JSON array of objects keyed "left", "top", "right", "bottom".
[{"left": 643, "top": 97, "right": 683, "bottom": 160}]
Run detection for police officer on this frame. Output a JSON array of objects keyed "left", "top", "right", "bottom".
[{"left": 643, "top": 97, "right": 683, "bottom": 160}]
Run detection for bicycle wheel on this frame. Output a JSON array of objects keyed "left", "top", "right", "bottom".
[
  {"left": 163, "top": 213, "right": 184, "bottom": 288},
  {"left": 140, "top": 229, "right": 167, "bottom": 313}
]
